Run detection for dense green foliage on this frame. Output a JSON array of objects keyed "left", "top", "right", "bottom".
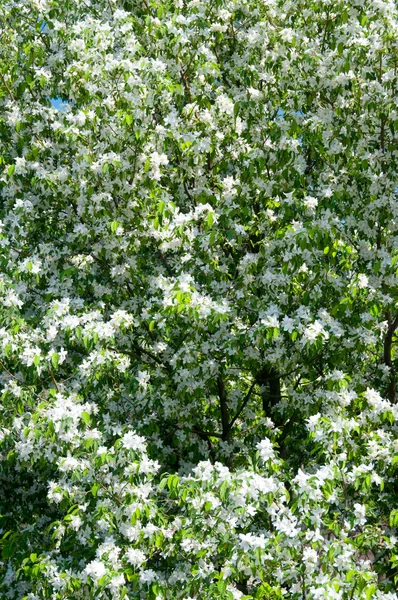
[{"left": 1, "top": 0, "right": 398, "bottom": 598}]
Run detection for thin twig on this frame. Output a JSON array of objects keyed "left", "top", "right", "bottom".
[
  {"left": 228, "top": 380, "right": 257, "bottom": 431},
  {"left": 0, "top": 71, "right": 15, "bottom": 101},
  {"left": 48, "top": 365, "right": 60, "bottom": 393}
]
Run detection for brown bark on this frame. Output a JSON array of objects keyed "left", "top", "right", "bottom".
[
  {"left": 384, "top": 311, "right": 398, "bottom": 401},
  {"left": 217, "top": 375, "right": 230, "bottom": 441},
  {"left": 257, "top": 365, "right": 281, "bottom": 413}
]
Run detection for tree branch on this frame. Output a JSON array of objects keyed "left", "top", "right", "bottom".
[
  {"left": 217, "top": 375, "right": 230, "bottom": 441},
  {"left": 228, "top": 380, "right": 257, "bottom": 431},
  {"left": 257, "top": 365, "right": 281, "bottom": 413},
  {"left": 0, "top": 70, "right": 15, "bottom": 102},
  {"left": 384, "top": 311, "right": 398, "bottom": 401}
]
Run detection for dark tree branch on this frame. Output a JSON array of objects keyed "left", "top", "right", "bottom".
[
  {"left": 257, "top": 365, "right": 281, "bottom": 413},
  {"left": 384, "top": 311, "right": 398, "bottom": 401},
  {"left": 217, "top": 375, "right": 230, "bottom": 441},
  {"left": 192, "top": 428, "right": 222, "bottom": 439},
  {"left": 228, "top": 379, "right": 257, "bottom": 431},
  {"left": 157, "top": 249, "right": 173, "bottom": 276}
]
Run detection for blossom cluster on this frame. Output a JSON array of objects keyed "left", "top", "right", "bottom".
[{"left": 0, "top": 0, "right": 398, "bottom": 597}]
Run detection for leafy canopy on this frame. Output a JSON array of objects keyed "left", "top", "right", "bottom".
[{"left": 1, "top": 0, "right": 398, "bottom": 598}]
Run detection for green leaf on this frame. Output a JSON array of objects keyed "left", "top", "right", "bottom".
[
  {"left": 167, "top": 474, "right": 179, "bottom": 492},
  {"left": 206, "top": 212, "right": 214, "bottom": 227},
  {"left": 81, "top": 411, "right": 91, "bottom": 425},
  {"left": 51, "top": 353, "right": 59, "bottom": 369},
  {"left": 346, "top": 570, "right": 356, "bottom": 583},
  {"left": 158, "top": 476, "right": 169, "bottom": 492},
  {"left": 219, "top": 480, "right": 229, "bottom": 500},
  {"left": 365, "top": 584, "right": 377, "bottom": 600}
]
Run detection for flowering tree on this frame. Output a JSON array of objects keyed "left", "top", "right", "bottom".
[{"left": 1, "top": 0, "right": 398, "bottom": 597}]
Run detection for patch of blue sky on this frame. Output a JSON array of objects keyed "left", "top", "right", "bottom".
[{"left": 50, "top": 96, "right": 68, "bottom": 111}]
